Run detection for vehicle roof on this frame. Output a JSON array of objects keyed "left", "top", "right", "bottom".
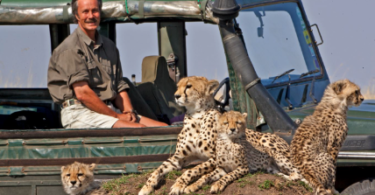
[
  {"left": 1, "top": 0, "right": 286, "bottom": 7},
  {"left": 0, "top": 0, "right": 294, "bottom": 24}
]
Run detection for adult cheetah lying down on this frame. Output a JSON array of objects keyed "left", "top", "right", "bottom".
[
  {"left": 184, "top": 111, "right": 304, "bottom": 194},
  {"left": 61, "top": 161, "right": 105, "bottom": 195},
  {"left": 139, "top": 76, "right": 221, "bottom": 195},
  {"left": 245, "top": 125, "right": 303, "bottom": 181},
  {"left": 291, "top": 79, "right": 364, "bottom": 195}
]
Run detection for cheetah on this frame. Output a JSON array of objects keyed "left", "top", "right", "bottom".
[
  {"left": 245, "top": 127, "right": 303, "bottom": 181},
  {"left": 184, "top": 111, "right": 267, "bottom": 194},
  {"left": 139, "top": 76, "right": 221, "bottom": 195},
  {"left": 291, "top": 79, "right": 364, "bottom": 195},
  {"left": 61, "top": 161, "right": 106, "bottom": 195},
  {"left": 184, "top": 111, "right": 304, "bottom": 194}
]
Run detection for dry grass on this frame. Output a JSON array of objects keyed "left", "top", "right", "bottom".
[
  {"left": 97, "top": 169, "right": 313, "bottom": 195},
  {"left": 362, "top": 85, "right": 375, "bottom": 100}
]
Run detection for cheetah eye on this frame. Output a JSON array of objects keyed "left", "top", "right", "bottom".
[
  {"left": 66, "top": 174, "right": 70, "bottom": 177},
  {"left": 223, "top": 121, "right": 228, "bottom": 125},
  {"left": 186, "top": 84, "right": 192, "bottom": 89},
  {"left": 78, "top": 173, "right": 83, "bottom": 176},
  {"left": 236, "top": 121, "right": 242, "bottom": 124}
]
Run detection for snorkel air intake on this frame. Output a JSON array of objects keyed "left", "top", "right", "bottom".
[{"left": 213, "top": 0, "right": 297, "bottom": 143}]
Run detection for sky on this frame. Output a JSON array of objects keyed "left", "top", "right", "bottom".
[
  {"left": 300, "top": 0, "right": 375, "bottom": 96},
  {"left": 0, "top": 0, "right": 374, "bottom": 96}
]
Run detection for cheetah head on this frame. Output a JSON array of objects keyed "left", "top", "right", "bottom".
[
  {"left": 61, "top": 161, "right": 95, "bottom": 195},
  {"left": 174, "top": 76, "right": 219, "bottom": 109},
  {"left": 218, "top": 111, "right": 248, "bottom": 139},
  {"left": 330, "top": 79, "right": 364, "bottom": 106}
]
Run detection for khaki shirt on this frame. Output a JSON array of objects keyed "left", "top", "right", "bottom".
[{"left": 47, "top": 27, "right": 129, "bottom": 104}]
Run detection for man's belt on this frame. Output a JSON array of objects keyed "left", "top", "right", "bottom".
[
  {"left": 62, "top": 99, "right": 111, "bottom": 108},
  {"left": 62, "top": 99, "right": 82, "bottom": 108}
]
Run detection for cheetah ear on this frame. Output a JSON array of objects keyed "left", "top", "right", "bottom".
[
  {"left": 61, "top": 166, "right": 65, "bottom": 173},
  {"left": 332, "top": 81, "right": 347, "bottom": 94},
  {"left": 242, "top": 113, "right": 248, "bottom": 118},
  {"left": 89, "top": 163, "right": 96, "bottom": 171},
  {"left": 207, "top": 80, "right": 220, "bottom": 95}
]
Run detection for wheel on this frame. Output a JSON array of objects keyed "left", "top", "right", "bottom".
[{"left": 341, "top": 178, "right": 375, "bottom": 195}]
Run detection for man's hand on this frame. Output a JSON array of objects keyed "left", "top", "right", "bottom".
[
  {"left": 117, "top": 112, "right": 137, "bottom": 122},
  {"left": 122, "top": 111, "right": 137, "bottom": 123}
]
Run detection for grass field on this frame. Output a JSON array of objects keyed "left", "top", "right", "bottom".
[{"left": 97, "top": 169, "right": 313, "bottom": 195}]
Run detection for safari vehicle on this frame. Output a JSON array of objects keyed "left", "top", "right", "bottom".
[{"left": 0, "top": 0, "right": 374, "bottom": 194}]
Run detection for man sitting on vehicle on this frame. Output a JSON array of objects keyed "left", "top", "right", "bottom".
[{"left": 47, "top": 0, "right": 167, "bottom": 128}]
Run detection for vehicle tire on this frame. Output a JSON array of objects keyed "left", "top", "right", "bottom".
[{"left": 340, "top": 178, "right": 375, "bottom": 195}]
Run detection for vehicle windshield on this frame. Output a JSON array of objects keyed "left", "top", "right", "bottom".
[{"left": 237, "top": 2, "right": 322, "bottom": 86}]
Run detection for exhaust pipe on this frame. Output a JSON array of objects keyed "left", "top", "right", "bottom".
[{"left": 212, "top": 0, "right": 297, "bottom": 143}]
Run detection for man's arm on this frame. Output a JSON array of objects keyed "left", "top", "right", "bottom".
[
  {"left": 114, "top": 90, "right": 133, "bottom": 112},
  {"left": 114, "top": 90, "right": 137, "bottom": 122},
  {"left": 72, "top": 81, "right": 120, "bottom": 118}
]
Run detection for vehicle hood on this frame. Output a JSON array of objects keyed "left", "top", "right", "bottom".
[{"left": 287, "top": 100, "right": 375, "bottom": 135}]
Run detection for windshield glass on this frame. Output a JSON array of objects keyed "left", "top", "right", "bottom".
[{"left": 237, "top": 2, "right": 321, "bottom": 86}]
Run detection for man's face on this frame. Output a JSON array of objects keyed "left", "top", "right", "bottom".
[{"left": 76, "top": 0, "right": 100, "bottom": 33}]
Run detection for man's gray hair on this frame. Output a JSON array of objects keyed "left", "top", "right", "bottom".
[{"left": 71, "top": 0, "right": 102, "bottom": 23}]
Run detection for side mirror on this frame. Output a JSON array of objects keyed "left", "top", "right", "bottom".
[{"left": 214, "top": 77, "right": 231, "bottom": 112}]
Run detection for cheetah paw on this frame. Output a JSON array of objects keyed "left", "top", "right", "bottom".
[
  {"left": 276, "top": 172, "right": 290, "bottom": 180},
  {"left": 210, "top": 183, "right": 225, "bottom": 194},
  {"left": 315, "top": 187, "right": 332, "bottom": 195},
  {"left": 138, "top": 184, "right": 154, "bottom": 195},
  {"left": 184, "top": 185, "right": 198, "bottom": 194},
  {"left": 288, "top": 172, "right": 302, "bottom": 181},
  {"left": 300, "top": 178, "right": 312, "bottom": 187},
  {"left": 169, "top": 182, "right": 186, "bottom": 195}
]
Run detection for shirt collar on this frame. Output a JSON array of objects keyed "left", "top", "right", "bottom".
[
  {"left": 95, "top": 33, "right": 103, "bottom": 49},
  {"left": 76, "top": 27, "right": 103, "bottom": 48}
]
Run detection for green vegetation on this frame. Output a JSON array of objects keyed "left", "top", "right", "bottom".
[
  {"left": 252, "top": 170, "right": 265, "bottom": 176},
  {"left": 96, "top": 170, "right": 313, "bottom": 195},
  {"left": 258, "top": 180, "right": 274, "bottom": 190},
  {"left": 202, "top": 185, "right": 210, "bottom": 191},
  {"left": 166, "top": 170, "right": 182, "bottom": 180},
  {"left": 157, "top": 187, "right": 168, "bottom": 195},
  {"left": 297, "top": 180, "right": 313, "bottom": 192},
  {"left": 236, "top": 174, "right": 256, "bottom": 188},
  {"left": 102, "top": 174, "right": 133, "bottom": 192},
  {"left": 280, "top": 180, "right": 313, "bottom": 193},
  {"left": 137, "top": 182, "right": 145, "bottom": 189},
  {"left": 285, "top": 181, "right": 294, "bottom": 188}
]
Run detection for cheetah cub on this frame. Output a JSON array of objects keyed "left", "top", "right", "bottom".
[
  {"left": 291, "top": 79, "right": 364, "bottom": 195},
  {"left": 184, "top": 111, "right": 306, "bottom": 194},
  {"left": 139, "top": 76, "right": 220, "bottom": 195},
  {"left": 184, "top": 111, "right": 254, "bottom": 194},
  {"left": 61, "top": 161, "right": 105, "bottom": 195}
]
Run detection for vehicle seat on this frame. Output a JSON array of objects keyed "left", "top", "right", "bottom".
[
  {"left": 137, "top": 56, "right": 185, "bottom": 124},
  {"left": 123, "top": 77, "right": 158, "bottom": 120}
]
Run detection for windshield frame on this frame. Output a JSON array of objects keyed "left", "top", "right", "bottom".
[{"left": 239, "top": 0, "right": 326, "bottom": 89}]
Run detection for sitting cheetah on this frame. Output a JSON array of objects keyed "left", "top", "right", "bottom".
[
  {"left": 184, "top": 111, "right": 303, "bottom": 194},
  {"left": 61, "top": 161, "right": 105, "bottom": 195},
  {"left": 291, "top": 79, "right": 364, "bottom": 195},
  {"left": 139, "top": 76, "right": 221, "bottom": 195}
]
